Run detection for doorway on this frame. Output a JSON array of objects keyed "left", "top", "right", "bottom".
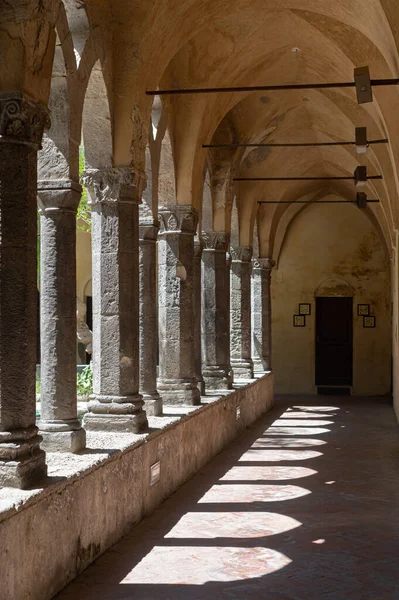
[{"left": 315, "top": 296, "right": 353, "bottom": 387}]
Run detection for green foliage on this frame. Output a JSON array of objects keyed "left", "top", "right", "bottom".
[
  {"left": 36, "top": 375, "right": 41, "bottom": 396},
  {"left": 77, "top": 364, "right": 93, "bottom": 397},
  {"left": 77, "top": 145, "right": 92, "bottom": 232}
]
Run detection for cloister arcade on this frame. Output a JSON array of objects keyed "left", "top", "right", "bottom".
[{"left": 1, "top": 1, "right": 399, "bottom": 597}]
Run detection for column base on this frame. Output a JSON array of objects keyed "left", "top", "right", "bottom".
[
  {"left": 253, "top": 358, "right": 270, "bottom": 373},
  {"left": 157, "top": 379, "right": 201, "bottom": 406},
  {"left": 203, "top": 366, "right": 233, "bottom": 390},
  {"left": 40, "top": 428, "right": 86, "bottom": 453},
  {"left": 141, "top": 392, "right": 163, "bottom": 416},
  {"left": 231, "top": 359, "right": 254, "bottom": 380},
  {"left": 83, "top": 394, "right": 148, "bottom": 432},
  {"left": 0, "top": 426, "right": 47, "bottom": 489},
  {"left": 197, "top": 377, "right": 206, "bottom": 396}
]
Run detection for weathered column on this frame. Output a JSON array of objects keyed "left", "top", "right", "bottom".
[
  {"left": 157, "top": 205, "right": 200, "bottom": 405},
  {"left": 0, "top": 93, "right": 49, "bottom": 487},
  {"left": 82, "top": 168, "right": 147, "bottom": 432},
  {"left": 201, "top": 232, "right": 232, "bottom": 389},
  {"left": 230, "top": 246, "right": 254, "bottom": 379},
  {"left": 193, "top": 237, "right": 205, "bottom": 396},
  {"left": 252, "top": 258, "right": 275, "bottom": 372},
  {"left": 139, "top": 216, "right": 162, "bottom": 415},
  {"left": 38, "top": 180, "right": 86, "bottom": 452}
]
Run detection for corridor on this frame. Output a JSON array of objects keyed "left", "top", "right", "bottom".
[{"left": 57, "top": 396, "right": 399, "bottom": 600}]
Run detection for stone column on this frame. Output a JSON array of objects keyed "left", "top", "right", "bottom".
[
  {"left": 157, "top": 205, "right": 200, "bottom": 405},
  {"left": 252, "top": 258, "right": 275, "bottom": 372},
  {"left": 201, "top": 232, "right": 232, "bottom": 389},
  {"left": 38, "top": 180, "right": 86, "bottom": 452},
  {"left": 0, "top": 93, "right": 49, "bottom": 488},
  {"left": 139, "top": 216, "right": 162, "bottom": 416},
  {"left": 230, "top": 246, "right": 254, "bottom": 379},
  {"left": 82, "top": 168, "right": 147, "bottom": 432},
  {"left": 193, "top": 237, "right": 205, "bottom": 396}
]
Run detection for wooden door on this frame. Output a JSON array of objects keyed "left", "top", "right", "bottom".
[{"left": 315, "top": 297, "right": 353, "bottom": 386}]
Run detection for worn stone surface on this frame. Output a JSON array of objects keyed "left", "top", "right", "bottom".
[
  {"left": 0, "top": 94, "right": 49, "bottom": 488},
  {"left": 157, "top": 205, "right": 200, "bottom": 405},
  {"left": 202, "top": 232, "right": 232, "bottom": 389},
  {"left": 139, "top": 215, "right": 162, "bottom": 416},
  {"left": 38, "top": 179, "right": 86, "bottom": 452},
  {"left": 252, "top": 257, "right": 274, "bottom": 372},
  {"left": 194, "top": 237, "right": 205, "bottom": 395},
  {"left": 0, "top": 375, "right": 273, "bottom": 600},
  {"left": 82, "top": 168, "right": 147, "bottom": 432},
  {"left": 230, "top": 246, "right": 254, "bottom": 379},
  {"left": 55, "top": 395, "right": 399, "bottom": 600}
]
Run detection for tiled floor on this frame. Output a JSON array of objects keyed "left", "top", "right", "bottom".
[{"left": 56, "top": 396, "right": 399, "bottom": 599}]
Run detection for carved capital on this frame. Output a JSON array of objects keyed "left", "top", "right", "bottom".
[
  {"left": 0, "top": 92, "right": 50, "bottom": 147},
  {"left": 202, "top": 231, "right": 230, "bottom": 251},
  {"left": 158, "top": 205, "right": 198, "bottom": 235},
  {"left": 230, "top": 245, "right": 253, "bottom": 262},
  {"left": 252, "top": 257, "right": 275, "bottom": 270},
  {"left": 81, "top": 168, "right": 145, "bottom": 205},
  {"left": 139, "top": 218, "right": 159, "bottom": 241},
  {"left": 194, "top": 236, "right": 204, "bottom": 257},
  {"left": 37, "top": 179, "right": 82, "bottom": 213}
]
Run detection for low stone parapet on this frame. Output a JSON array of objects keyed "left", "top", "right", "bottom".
[{"left": 0, "top": 373, "right": 273, "bottom": 600}]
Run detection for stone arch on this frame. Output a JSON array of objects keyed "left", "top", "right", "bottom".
[{"left": 316, "top": 278, "right": 356, "bottom": 298}]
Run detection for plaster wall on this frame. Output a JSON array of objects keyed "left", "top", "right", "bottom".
[
  {"left": 272, "top": 203, "right": 391, "bottom": 396},
  {"left": 0, "top": 374, "right": 273, "bottom": 600}
]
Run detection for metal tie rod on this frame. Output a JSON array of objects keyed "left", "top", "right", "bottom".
[
  {"left": 203, "top": 139, "right": 388, "bottom": 149},
  {"left": 234, "top": 176, "right": 382, "bottom": 181},
  {"left": 147, "top": 67, "right": 397, "bottom": 103}
]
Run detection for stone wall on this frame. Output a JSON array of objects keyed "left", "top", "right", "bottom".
[
  {"left": 272, "top": 202, "right": 391, "bottom": 396},
  {"left": 0, "top": 374, "right": 273, "bottom": 600}
]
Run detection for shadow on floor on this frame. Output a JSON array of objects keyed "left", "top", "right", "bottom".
[{"left": 56, "top": 395, "right": 399, "bottom": 600}]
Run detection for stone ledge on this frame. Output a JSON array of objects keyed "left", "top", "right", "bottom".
[{"left": 0, "top": 373, "right": 274, "bottom": 600}]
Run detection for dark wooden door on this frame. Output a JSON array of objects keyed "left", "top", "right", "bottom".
[{"left": 315, "top": 297, "right": 353, "bottom": 386}]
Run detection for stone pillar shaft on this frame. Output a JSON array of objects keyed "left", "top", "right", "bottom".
[
  {"left": 201, "top": 232, "right": 232, "bottom": 389},
  {"left": 252, "top": 258, "right": 274, "bottom": 372},
  {"left": 38, "top": 180, "right": 86, "bottom": 452},
  {"left": 157, "top": 205, "right": 200, "bottom": 405},
  {"left": 0, "top": 93, "right": 49, "bottom": 488},
  {"left": 194, "top": 238, "right": 205, "bottom": 395},
  {"left": 82, "top": 168, "right": 147, "bottom": 432},
  {"left": 230, "top": 246, "right": 254, "bottom": 379},
  {"left": 139, "top": 218, "right": 162, "bottom": 415}
]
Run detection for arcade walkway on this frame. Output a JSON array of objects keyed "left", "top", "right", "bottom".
[{"left": 56, "top": 396, "right": 399, "bottom": 600}]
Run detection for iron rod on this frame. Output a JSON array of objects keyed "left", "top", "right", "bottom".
[
  {"left": 235, "top": 176, "right": 383, "bottom": 181},
  {"left": 203, "top": 139, "right": 388, "bottom": 149},
  {"left": 147, "top": 79, "right": 399, "bottom": 96},
  {"left": 258, "top": 199, "right": 380, "bottom": 204}
]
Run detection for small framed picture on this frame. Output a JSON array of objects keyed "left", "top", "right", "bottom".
[
  {"left": 363, "top": 315, "right": 376, "bottom": 328},
  {"left": 358, "top": 304, "right": 370, "bottom": 316},
  {"left": 299, "top": 303, "right": 311, "bottom": 316},
  {"left": 293, "top": 314, "right": 306, "bottom": 327}
]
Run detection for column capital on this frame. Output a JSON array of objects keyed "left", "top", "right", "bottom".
[
  {"left": 194, "top": 236, "right": 204, "bottom": 257},
  {"left": 37, "top": 179, "right": 82, "bottom": 213},
  {"left": 252, "top": 257, "right": 276, "bottom": 270},
  {"left": 0, "top": 92, "right": 50, "bottom": 147},
  {"left": 81, "top": 167, "right": 146, "bottom": 206},
  {"left": 158, "top": 204, "right": 198, "bottom": 235},
  {"left": 139, "top": 218, "right": 160, "bottom": 241},
  {"left": 230, "top": 245, "right": 253, "bottom": 263},
  {"left": 202, "top": 231, "right": 230, "bottom": 252}
]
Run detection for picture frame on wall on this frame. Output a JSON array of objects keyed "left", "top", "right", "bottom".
[
  {"left": 358, "top": 304, "right": 370, "bottom": 316},
  {"left": 299, "top": 303, "right": 311, "bottom": 316},
  {"left": 363, "top": 315, "right": 376, "bottom": 328},
  {"left": 293, "top": 315, "right": 306, "bottom": 327}
]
